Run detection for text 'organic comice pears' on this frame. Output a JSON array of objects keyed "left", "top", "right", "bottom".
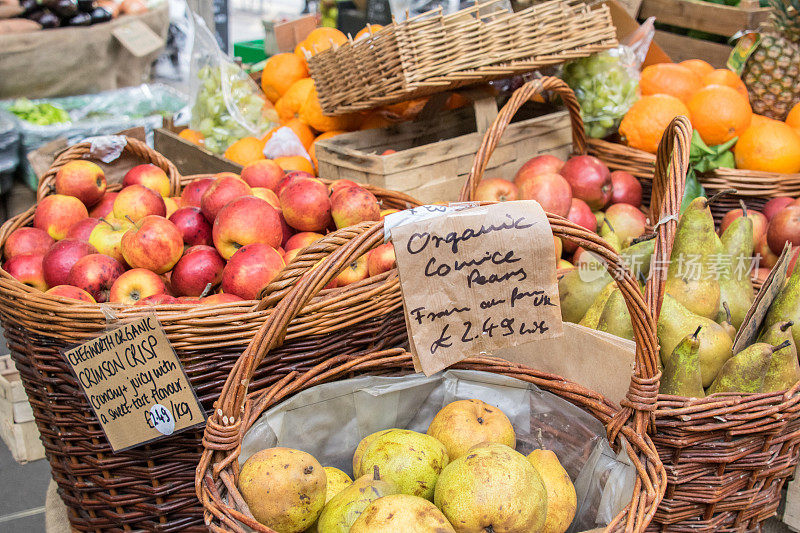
[
  {"left": 659, "top": 327, "right": 705, "bottom": 398},
  {"left": 665, "top": 196, "right": 721, "bottom": 319}
]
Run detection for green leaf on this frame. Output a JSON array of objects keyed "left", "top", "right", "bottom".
[{"left": 681, "top": 169, "right": 706, "bottom": 214}]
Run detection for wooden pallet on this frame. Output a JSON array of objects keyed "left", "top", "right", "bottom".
[
  {"left": 0, "top": 354, "right": 44, "bottom": 463},
  {"left": 639, "top": 0, "right": 770, "bottom": 68}
]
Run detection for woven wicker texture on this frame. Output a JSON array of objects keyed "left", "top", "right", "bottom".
[
  {"left": 196, "top": 211, "right": 665, "bottom": 532},
  {"left": 307, "top": 0, "right": 617, "bottom": 115},
  {"left": 0, "top": 140, "right": 421, "bottom": 531}
]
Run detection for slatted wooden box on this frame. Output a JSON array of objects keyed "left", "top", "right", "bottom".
[
  {"left": 314, "top": 96, "right": 574, "bottom": 203},
  {"left": 0, "top": 354, "right": 44, "bottom": 463}
]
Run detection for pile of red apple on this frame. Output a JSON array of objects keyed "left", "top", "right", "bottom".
[
  {"left": 474, "top": 154, "right": 646, "bottom": 267},
  {"left": 741, "top": 197, "right": 800, "bottom": 282},
  {"left": 3, "top": 159, "right": 398, "bottom": 306}
]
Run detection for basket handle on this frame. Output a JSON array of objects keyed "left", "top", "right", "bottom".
[
  {"left": 644, "top": 116, "right": 691, "bottom": 319},
  {"left": 37, "top": 136, "right": 182, "bottom": 201},
  {"left": 458, "top": 76, "right": 588, "bottom": 202}
]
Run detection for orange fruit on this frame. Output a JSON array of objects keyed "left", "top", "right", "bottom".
[
  {"left": 300, "top": 27, "right": 347, "bottom": 57},
  {"left": 619, "top": 94, "right": 690, "bottom": 154},
  {"left": 679, "top": 59, "right": 714, "bottom": 78},
  {"left": 702, "top": 69, "right": 749, "bottom": 102},
  {"left": 359, "top": 112, "right": 394, "bottom": 130},
  {"left": 355, "top": 24, "right": 383, "bottom": 40},
  {"left": 786, "top": 102, "right": 800, "bottom": 130},
  {"left": 750, "top": 114, "right": 777, "bottom": 127},
  {"left": 383, "top": 98, "right": 429, "bottom": 120},
  {"left": 735, "top": 120, "right": 800, "bottom": 173},
  {"left": 224, "top": 137, "right": 266, "bottom": 166},
  {"left": 178, "top": 128, "right": 204, "bottom": 146},
  {"left": 275, "top": 155, "right": 316, "bottom": 175},
  {"left": 275, "top": 78, "right": 315, "bottom": 123},
  {"left": 299, "top": 82, "right": 359, "bottom": 132},
  {"left": 688, "top": 85, "right": 752, "bottom": 146},
  {"left": 640, "top": 63, "right": 703, "bottom": 103},
  {"left": 283, "top": 118, "right": 316, "bottom": 149},
  {"left": 261, "top": 53, "right": 309, "bottom": 103},
  {"left": 445, "top": 92, "right": 470, "bottom": 110},
  {"left": 309, "top": 130, "right": 346, "bottom": 169}
]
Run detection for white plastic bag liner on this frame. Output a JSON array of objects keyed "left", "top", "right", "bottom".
[
  {"left": 262, "top": 127, "right": 312, "bottom": 163},
  {"left": 241, "top": 369, "right": 635, "bottom": 531}
]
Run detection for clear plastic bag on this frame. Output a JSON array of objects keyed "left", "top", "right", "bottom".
[
  {"left": 241, "top": 370, "right": 635, "bottom": 531},
  {"left": 188, "top": 14, "right": 277, "bottom": 154},
  {"left": 263, "top": 127, "right": 312, "bottom": 162},
  {"left": 562, "top": 18, "right": 655, "bottom": 139}
]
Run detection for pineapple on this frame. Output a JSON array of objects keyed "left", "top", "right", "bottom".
[{"left": 741, "top": 0, "right": 800, "bottom": 120}]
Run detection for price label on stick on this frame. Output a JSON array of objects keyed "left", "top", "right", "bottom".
[
  {"left": 62, "top": 314, "right": 206, "bottom": 452},
  {"left": 391, "top": 201, "right": 564, "bottom": 376}
]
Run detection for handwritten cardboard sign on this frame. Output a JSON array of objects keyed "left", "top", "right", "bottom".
[
  {"left": 112, "top": 20, "right": 164, "bottom": 58},
  {"left": 62, "top": 315, "right": 205, "bottom": 452},
  {"left": 391, "top": 201, "right": 564, "bottom": 376}
]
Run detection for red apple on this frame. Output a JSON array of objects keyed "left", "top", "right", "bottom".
[
  {"left": 330, "top": 186, "right": 381, "bottom": 229},
  {"left": 201, "top": 293, "right": 244, "bottom": 305},
  {"left": 109, "top": 268, "right": 167, "bottom": 305},
  {"left": 604, "top": 203, "right": 647, "bottom": 246},
  {"left": 213, "top": 196, "right": 282, "bottom": 259},
  {"left": 276, "top": 172, "right": 315, "bottom": 196},
  {"left": 169, "top": 207, "right": 213, "bottom": 247},
  {"left": 332, "top": 255, "right": 369, "bottom": 287},
  {"left": 517, "top": 173, "right": 572, "bottom": 217},
  {"left": 171, "top": 245, "right": 226, "bottom": 296},
  {"left": 67, "top": 254, "right": 125, "bottom": 302},
  {"left": 135, "top": 293, "right": 179, "bottom": 306},
  {"left": 4, "top": 227, "right": 54, "bottom": 260},
  {"left": 329, "top": 179, "right": 360, "bottom": 196},
  {"left": 241, "top": 159, "right": 284, "bottom": 190},
  {"left": 45, "top": 285, "right": 96, "bottom": 303},
  {"left": 176, "top": 296, "right": 201, "bottom": 304},
  {"left": 756, "top": 234, "right": 778, "bottom": 269},
  {"left": 55, "top": 160, "right": 107, "bottom": 206},
  {"left": 200, "top": 176, "right": 252, "bottom": 222},
  {"left": 181, "top": 178, "right": 215, "bottom": 208},
  {"left": 121, "top": 216, "right": 184, "bottom": 274},
  {"left": 767, "top": 205, "right": 800, "bottom": 255},
  {"left": 560, "top": 155, "right": 612, "bottom": 210},
  {"left": 280, "top": 178, "right": 333, "bottom": 231},
  {"left": 381, "top": 149, "right": 396, "bottom": 155},
  {"left": 474, "top": 178, "right": 518, "bottom": 202},
  {"left": 285, "top": 232, "right": 324, "bottom": 252},
  {"left": 367, "top": 243, "right": 396, "bottom": 276},
  {"left": 564, "top": 199, "right": 596, "bottom": 253},
  {"left": 221, "top": 243, "right": 285, "bottom": 300},
  {"left": 609, "top": 170, "right": 642, "bottom": 208},
  {"left": 5, "top": 253, "right": 47, "bottom": 291},
  {"left": 33, "top": 194, "right": 89, "bottom": 240},
  {"left": 66, "top": 218, "right": 100, "bottom": 242},
  {"left": 88, "top": 217, "right": 134, "bottom": 264},
  {"left": 89, "top": 192, "right": 117, "bottom": 218},
  {"left": 251, "top": 188, "right": 281, "bottom": 209},
  {"left": 123, "top": 164, "right": 171, "bottom": 197},
  {"left": 764, "top": 197, "right": 796, "bottom": 221},
  {"left": 113, "top": 184, "right": 166, "bottom": 222},
  {"left": 278, "top": 213, "right": 294, "bottom": 247},
  {"left": 283, "top": 248, "right": 301, "bottom": 264},
  {"left": 720, "top": 208, "right": 768, "bottom": 246},
  {"left": 514, "top": 155, "right": 564, "bottom": 184},
  {"left": 42, "top": 238, "right": 97, "bottom": 287}
]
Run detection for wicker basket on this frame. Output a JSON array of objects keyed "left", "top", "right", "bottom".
[
  {"left": 587, "top": 137, "right": 800, "bottom": 224},
  {"left": 307, "top": 0, "right": 617, "bottom": 115},
  {"left": 196, "top": 207, "right": 666, "bottom": 531},
  {"left": 0, "top": 139, "right": 421, "bottom": 531}
]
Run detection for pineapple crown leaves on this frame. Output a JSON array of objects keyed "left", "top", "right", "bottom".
[{"left": 766, "top": 0, "right": 800, "bottom": 39}]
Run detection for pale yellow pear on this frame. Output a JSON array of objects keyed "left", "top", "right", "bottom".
[
  {"left": 427, "top": 399, "right": 515, "bottom": 460},
  {"left": 349, "top": 494, "right": 455, "bottom": 533},
  {"left": 527, "top": 449, "right": 576, "bottom": 533}
]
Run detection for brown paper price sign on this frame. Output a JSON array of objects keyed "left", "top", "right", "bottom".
[
  {"left": 390, "top": 201, "right": 564, "bottom": 376},
  {"left": 62, "top": 315, "right": 205, "bottom": 452}
]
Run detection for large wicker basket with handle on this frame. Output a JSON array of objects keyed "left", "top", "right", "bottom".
[{"left": 0, "top": 138, "right": 420, "bottom": 531}]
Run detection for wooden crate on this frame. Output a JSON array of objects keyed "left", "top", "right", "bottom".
[
  {"left": 153, "top": 126, "right": 242, "bottom": 177},
  {"left": 639, "top": 0, "right": 770, "bottom": 68},
  {"left": 315, "top": 96, "right": 574, "bottom": 203},
  {"left": 0, "top": 355, "right": 44, "bottom": 463}
]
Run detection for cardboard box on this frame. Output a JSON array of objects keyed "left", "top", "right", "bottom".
[{"left": 0, "top": 355, "right": 44, "bottom": 463}]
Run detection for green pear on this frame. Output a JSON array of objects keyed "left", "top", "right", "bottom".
[
  {"left": 558, "top": 268, "right": 610, "bottom": 323},
  {"left": 356, "top": 429, "right": 449, "bottom": 501},
  {"left": 594, "top": 210, "right": 606, "bottom": 229},
  {"left": 596, "top": 288, "right": 633, "bottom": 341},
  {"left": 353, "top": 429, "right": 392, "bottom": 476},
  {"left": 307, "top": 467, "right": 354, "bottom": 533},
  {"left": 349, "top": 494, "right": 455, "bottom": 533},
  {"left": 665, "top": 197, "right": 721, "bottom": 319},
  {"left": 762, "top": 267, "right": 800, "bottom": 351},
  {"left": 579, "top": 282, "right": 615, "bottom": 329},
  {"left": 659, "top": 327, "right": 705, "bottom": 397},
  {"left": 760, "top": 321, "right": 800, "bottom": 392},
  {"left": 622, "top": 234, "right": 656, "bottom": 282},
  {"left": 716, "top": 205, "right": 755, "bottom": 329},
  {"left": 659, "top": 295, "right": 733, "bottom": 387},
  {"left": 707, "top": 342, "right": 786, "bottom": 394},
  {"left": 434, "top": 443, "right": 547, "bottom": 533},
  {"left": 317, "top": 467, "right": 399, "bottom": 533},
  {"left": 716, "top": 302, "right": 737, "bottom": 340},
  {"left": 599, "top": 218, "right": 622, "bottom": 253}
]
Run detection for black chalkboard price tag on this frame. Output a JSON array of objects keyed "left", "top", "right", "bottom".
[{"left": 62, "top": 314, "right": 206, "bottom": 452}]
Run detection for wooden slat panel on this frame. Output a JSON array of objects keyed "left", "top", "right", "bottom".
[
  {"left": 640, "top": 0, "right": 769, "bottom": 37},
  {"left": 652, "top": 30, "right": 734, "bottom": 68}
]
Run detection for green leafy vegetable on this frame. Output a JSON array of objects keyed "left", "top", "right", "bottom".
[{"left": 8, "top": 98, "right": 71, "bottom": 125}]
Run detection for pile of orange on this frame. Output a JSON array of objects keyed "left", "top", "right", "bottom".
[{"left": 621, "top": 59, "right": 800, "bottom": 173}]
